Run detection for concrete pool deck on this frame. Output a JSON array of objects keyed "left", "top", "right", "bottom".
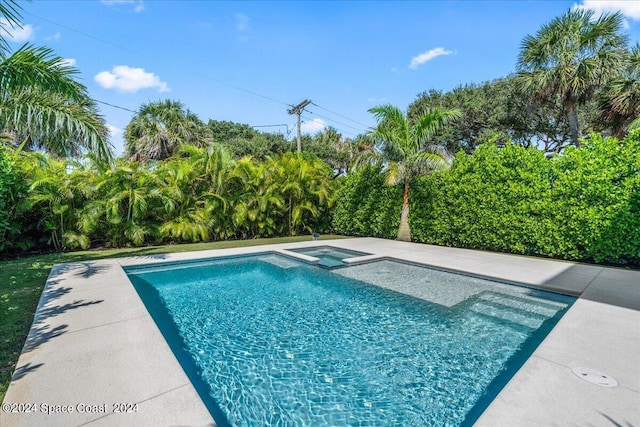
[{"left": 1, "top": 237, "right": 639, "bottom": 426}]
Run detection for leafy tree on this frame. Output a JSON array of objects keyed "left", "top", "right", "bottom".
[
  {"left": 302, "top": 127, "right": 353, "bottom": 178},
  {"left": 207, "top": 119, "right": 292, "bottom": 160},
  {"left": 208, "top": 119, "right": 260, "bottom": 142},
  {"left": 409, "top": 76, "right": 600, "bottom": 154},
  {"left": 221, "top": 133, "right": 291, "bottom": 160},
  {"left": 125, "top": 99, "right": 212, "bottom": 162},
  {"left": 517, "top": 8, "right": 627, "bottom": 147},
  {"left": 353, "top": 104, "right": 459, "bottom": 241}
]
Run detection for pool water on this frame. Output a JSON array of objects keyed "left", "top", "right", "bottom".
[
  {"left": 289, "top": 246, "right": 370, "bottom": 268},
  {"left": 126, "top": 254, "right": 574, "bottom": 427}
]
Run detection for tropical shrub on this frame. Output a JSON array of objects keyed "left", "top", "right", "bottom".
[
  {"left": 0, "top": 147, "right": 29, "bottom": 252},
  {"left": 1, "top": 147, "right": 337, "bottom": 254}
]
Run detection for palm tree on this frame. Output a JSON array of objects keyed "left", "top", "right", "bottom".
[
  {"left": 0, "top": 46, "right": 112, "bottom": 161},
  {"left": 269, "top": 153, "right": 333, "bottom": 236},
  {"left": 353, "top": 104, "right": 459, "bottom": 241},
  {"left": 125, "top": 99, "right": 212, "bottom": 162},
  {"left": 598, "top": 44, "right": 640, "bottom": 137},
  {"left": 517, "top": 8, "right": 627, "bottom": 147},
  {"left": 229, "top": 156, "right": 284, "bottom": 238},
  {"left": 0, "top": 2, "right": 112, "bottom": 161}
]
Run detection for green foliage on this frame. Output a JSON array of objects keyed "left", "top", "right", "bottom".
[
  {"left": 411, "top": 143, "right": 554, "bottom": 254},
  {"left": 301, "top": 127, "right": 354, "bottom": 177},
  {"left": 207, "top": 119, "right": 293, "bottom": 160},
  {"left": 548, "top": 133, "right": 640, "bottom": 263},
  {"left": 208, "top": 119, "right": 260, "bottom": 141},
  {"left": 0, "top": 45, "right": 112, "bottom": 161},
  {"left": 334, "top": 132, "right": 640, "bottom": 265},
  {"left": 125, "top": 99, "right": 212, "bottom": 162},
  {"left": 331, "top": 165, "right": 402, "bottom": 239},
  {"left": 517, "top": 9, "right": 628, "bottom": 146},
  {"left": 1, "top": 147, "right": 336, "bottom": 254},
  {"left": 221, "top": 133, "right": 292, "bottom": 160},
  {"left": 410, "top": 134, "right": 640, "bottom": 265},
  {"left": 408, "top": 76, "right": 600, "bottom": 154},
  {"left": 0, "top": 147, "right": 29, "bottom": 251}
]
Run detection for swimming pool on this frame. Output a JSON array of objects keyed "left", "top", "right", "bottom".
[{"left": 126, "top": 253, "right": 574, "bottom": 426}]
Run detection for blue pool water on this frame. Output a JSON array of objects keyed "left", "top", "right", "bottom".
[{"left": 126, "top": 254, "right": 574, "bottom": 426}]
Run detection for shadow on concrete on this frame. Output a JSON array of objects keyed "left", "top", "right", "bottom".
[
  {"left": 597, "top": 412, "right": 635, "bottom": 427},
  {"left": 16, "top": 263, "right": 106, "bottom": 374},
  {"left": 41, "top": 261, "right": 112, "bottom": 290},
  {"left": 71, "top": 262, "right": 111, "bottom": 279},
  {"left": 22, "top": 323, "right": 68, "bottom": 353},
  {"left": 538, "top": 263, "right": 640, "bottom": 312},
  {"left": 11, "top": 362, "right": 44, "bottom": 382}
]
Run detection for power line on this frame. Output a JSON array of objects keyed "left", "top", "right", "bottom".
[
  {"left": 311, "top": 102, "right": 371, "bottom": 128},
  {"left": 23, "top": 10, "right": 150, "bottom": 58},
  {"left": 23, "top": 10, "right": 292, "bottom": 107},
  {"left": 95, "top": 99, "right": 137, "bottom": 113},
  {"left": 306, "top": 109, "right": 367, "bottom": 134},
  {"left": 25, "top": 9, "right": 370, "bottom": 136},
  {"left": 301, "top": 114, "right": 358, "bottom": 138}
]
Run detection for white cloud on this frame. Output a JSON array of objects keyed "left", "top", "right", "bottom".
[
  {"left": 0, "top": 18, "right": 34, "bottom": 42},
  {"left": 61, "top": 58, "right": 76, "bottom": 67},
  {"left": 45, "top": 32, "right": 61, "bottom": 42},
  {"left": 101, "top": 0, "right": 144, "bottom": 12},
  {"left": 574, "top": 1, "right": 640, "bottom": 20},
  {"left": 94, "top": 65, "right": 170, "bottom": 93},
  {"left": 301, "top": 118, "right": 327, "bottom": 134},
  {"left": 409, "top": 47, "right": 453, "bottom": 69},
  {"left": 106, "top": 124, "right": 122, "bottom": 138},
  {"left": 235, "top": 13, "right": 250, "bottom": 31}
]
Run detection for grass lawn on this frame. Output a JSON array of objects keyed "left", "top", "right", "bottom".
[{"left": 0, "top": 234, "right": 348, "bottom": 402}]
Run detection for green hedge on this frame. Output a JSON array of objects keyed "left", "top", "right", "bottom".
[
  {"left": 334, "top": 133, "right": 640, "bottom": 265},
  {"left": 331, "top": 165, "right": 402, "bottom": 239},
  {"left": 411, "top": 143, "right": 554, "bottom": 255}
]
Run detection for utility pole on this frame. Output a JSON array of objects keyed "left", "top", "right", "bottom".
[{"left": 288, "top": 99, "right": 312, "bottom": 153}]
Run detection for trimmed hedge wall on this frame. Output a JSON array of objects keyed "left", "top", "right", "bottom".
[
  {"left": 333, "top": 133, "right": 640, "bottom": 265},
  {"left": 331, "top": 165, "right": 402, "bottom": 239}
]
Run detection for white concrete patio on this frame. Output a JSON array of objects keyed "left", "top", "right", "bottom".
[{"left": 1, "top": 237, "right": 639, "bottom": 426}]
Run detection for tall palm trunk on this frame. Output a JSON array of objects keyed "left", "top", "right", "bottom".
[
  {"left": 397, "top": 181, "right": 411, "bottom": 242},
  {"left": 566, "top": 102, "right": 582, "bottom": 148}
]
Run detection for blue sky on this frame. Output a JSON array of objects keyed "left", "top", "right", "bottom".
[{"left": 6, "top": 0, "right": 640, "bottom": 155}]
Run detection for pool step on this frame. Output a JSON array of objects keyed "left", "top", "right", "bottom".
[
  {"left": 477, "top": 292, "right": 565, "bottom": 317},
  {"left": 468, "top": 301, "right": 547, "bottom": 330},
  {"left": 467, "top": 291, "right": 567, "bottom": 330}
]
